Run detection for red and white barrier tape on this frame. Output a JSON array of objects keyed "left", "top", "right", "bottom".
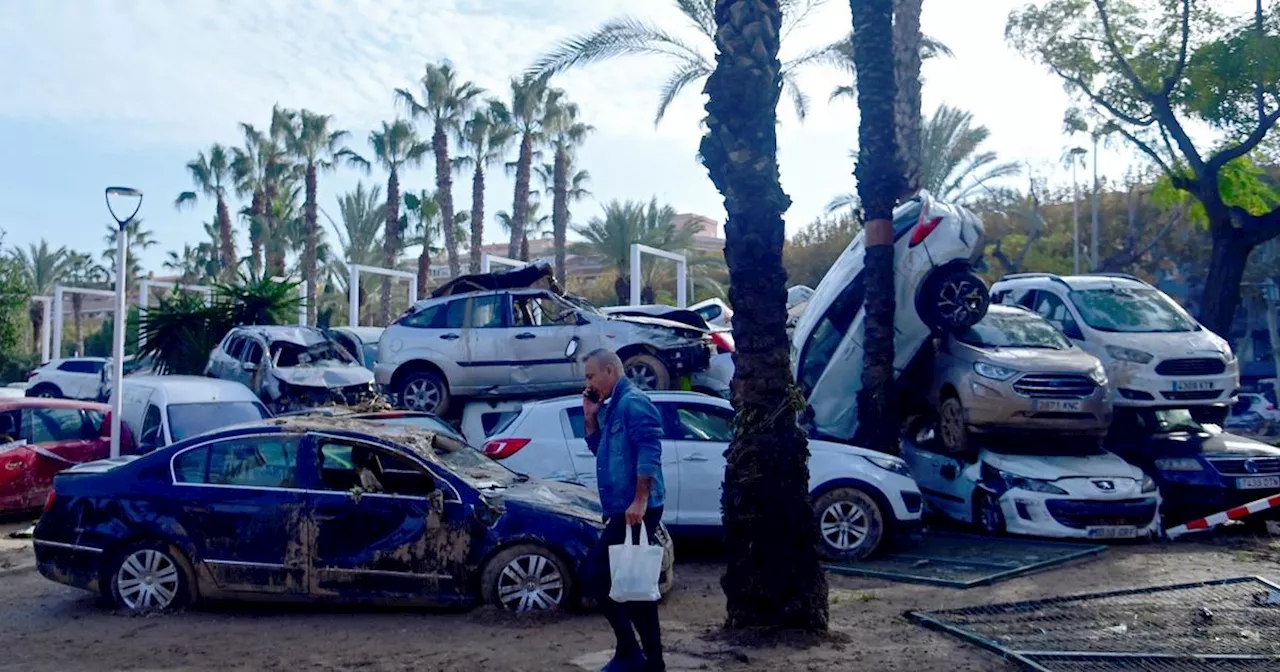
[{"left": 1166, "top": 492, "right": 1280, "bottom": 538}]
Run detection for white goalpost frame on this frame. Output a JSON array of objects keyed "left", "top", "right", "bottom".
[
  {"left": 347, "top": 264, "right": 418, "bottom": 328},
  {"left": 31, "top": 296, "right": 52, "bottom": 363},
  {"left": 268, "top": 276, "right": 310, "bottom": 327},
  {"left": 629, "top": 244, "right": 687, "bottom": 308},
  {"left": 480, "top": 253, "right": 526, "bottom": 273},
  {"left": 136, "top": 280, "right": 215, "bottom": 349},
  {"left": 51, "top": 285, "right": 118, "bottom": 360}
]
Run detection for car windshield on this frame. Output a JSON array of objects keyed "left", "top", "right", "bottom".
[
  {"left": 1068, "top": 287, "right": 1198, "bottom": 333},
  {"left": 167, "top": 401, "right": 270, "bottom": 442},
  {"left": 369, "top": 415, "right": 518, "bottom": 483},
  {"left": 270, "top": 338, "right": 357, "bottom": 368},
  {"left": 956, "top": 311, "right": 1072, "bottom": 349},
  {"left": 561, "top": 294, "right": 601, "bottom": 315}
]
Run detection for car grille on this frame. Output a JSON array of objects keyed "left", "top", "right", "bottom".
[
  {"left": 1012, "top": 374, "right": 1097, "bottom": 399},
  {"left": 1044, "top": 498, "right": 1159, "bottom": 529},
  {"left": 1207, "top": 457, "right": 1280, "bottom": 476},
  {"left": 1160, "top": 390, "right": 1223, "bottom": 401},
  {"left": 1155, "top": 358, "right": 1226, "bottom": 376}
]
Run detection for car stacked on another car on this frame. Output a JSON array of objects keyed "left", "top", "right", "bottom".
[{"left": 206, "top": 325, "right": 376, "bottom": 413}]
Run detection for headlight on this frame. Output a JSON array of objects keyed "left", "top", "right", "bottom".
[
  {"left": 1105, "top": 345, "right": 1154, "bottom": 364},
  {"left": 1141, "top": 475, "right": 1158, "bottom": 493},
  {"left": 1088, "top": 363, "right": 1108, "bottom": 384},
  {"left": 864, "top": 455, "right": 912, "bottom": 477},
  {"left": 973, "top": 362, "right": 1017, "bottom": 381},
  {"left": 1153, "top": 457, "right": 1203, "bottom": 472}
]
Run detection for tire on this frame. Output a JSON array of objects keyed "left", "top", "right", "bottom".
[
  {"left": 920, "top": 267, "right": 990, "bottom": 332},
  {"left": 480, "top": 544, "right": 573, "bottom": 613},
  {"left": 107, "top": 541, "right": 193, "bottom": 614},
  {"left": 655, "top": 523, "right": 676, "bottom": 597},
  {"left": 938, "top": 395, "right": 970, "bottom": 456},
  {"left": 973, "top": 489, "right": 1006, "bottom": 536},
  {"left": 27, "top": 384, "right": 61, "bottom": 399},
  {"left": 622, "top": 353, "right": 670, "bottom": 391},
  {"left": 397, "top": 370, "right": 450, "bottom": 415},
  {"left": 813, "top": 487, "right": 885, "bottom": 561}
]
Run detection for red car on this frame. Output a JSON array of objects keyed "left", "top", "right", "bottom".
[{"left": 0, "top": 399, "right": 133, "bottom": 514}]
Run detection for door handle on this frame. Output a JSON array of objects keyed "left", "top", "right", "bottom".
[
  {"left": 515, "top": 332, "right": 535, "bottom": 340},
  {"left": 683, "top": 455, "right": 709, "bottom": 462},
  {"left": 439, "top": 334, "right": 460, "bottom": 341},
  {"left": 314, "top": 513, "right": 340, "bottom": 522},
  {"left": 574, "top": 452, "right": 594, "bottom": 458}
]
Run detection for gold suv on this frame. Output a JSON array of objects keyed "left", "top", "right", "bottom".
[{"left": 930, "top": 305, "right": 1112, "bottom": 453}]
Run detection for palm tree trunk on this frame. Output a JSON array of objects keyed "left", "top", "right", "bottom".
[
  {"left": 304, "top": 163, "right": 319, "bottom": 325},
  {"left": 552, "top": 147, "right": 569, "bottom": 286},
  {"left": 249, "top": 189, "right": 265, "bottom": 278},
  {"left": 29, "top": 304, "right": 43, "bottom": 359},
  {"left": 216, "top": 196, "right": 236, "bottom": 280},
  {"left": 417, "top": 248, "right": 431, "bottom": 299},
  {"left": 613, "top": 274, "right": 628, "bottom": 305},
  {"left": 433, "top": 124, "right": 461, "bottom": 278},
  {"left": 71, "top": 294, "right": 84, "bottom": 357},
  {"left": 700, "top": 0, "right": 828, "bottom": 632},
  {"left": 520, "top": 234, "right": 529, "bottom": 262},
  {"left": 851, "top": 0, "right": 903, "bottom": 453},
  {"left": 470, "top": 166, "right": 486, "bottom": 274},
  {"left": 382, "top": 170, "right": 401, "bottom": 325},
  {"left": 893, "top": 0, "right": 923, "bottom": 199},
  {"left": 508, "top": 133, "right": 534, "bottom": 259}
]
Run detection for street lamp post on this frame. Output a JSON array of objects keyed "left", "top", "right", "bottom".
[
  {"left": 1069, "top": 147, "right": 1088, "bottom": 275},
  {"left": 105, "top": 187, "right": 142, "bottom": 459},
  {"left": 1090, "top": 134, "right": 1100, "bottom": 270}
]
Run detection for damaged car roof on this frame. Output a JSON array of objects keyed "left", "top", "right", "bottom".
[
  {"left": 259, "top": 416, "right": 469, "bottom": 466},
  {"left": 430, "top": 262, "right": 564, "bottom": 298},
  {"left": 237, "top": 325, "right": 333, "bottom": 346}
]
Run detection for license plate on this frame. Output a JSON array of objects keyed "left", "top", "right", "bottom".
[
  {"left": 1086, "top": 525, "right": 1139, "bottom": 539},
  {"left": 1237, "top": 476, "right": 1280, "bottom": 489},
  {"left": 1032, "top": 400, "right": 1083, "bottom": 412},
  {"left": 1172, "top": 380, "right": 1216, "bottom": 392}
]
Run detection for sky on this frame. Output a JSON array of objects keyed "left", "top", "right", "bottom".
[{"left": 0, "top": 0, "right": 1242, "bottom": 276}]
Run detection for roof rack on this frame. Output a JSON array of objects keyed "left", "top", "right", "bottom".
[
  {"left": 1087, "top": 272, "right": 1146, "bottom": 284},
  {"left": 996, "top": 272, "right": 1073, "bottom": 290}
]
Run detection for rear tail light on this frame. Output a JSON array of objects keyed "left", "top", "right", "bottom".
[
  {"left": 909, "top": 216, "right": 944, "bottom": 247},
  {"left": 43, "top": 491, "right": 56, "bottom": 514},
  {"left": 483, "top": 438, "right": 531, "bottom": 460},
  {"left": 710, "top": 331, "right": 735, "bottom": 354}
]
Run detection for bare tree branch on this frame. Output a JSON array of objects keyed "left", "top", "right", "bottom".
[
  {"left": 1209, "top": 109, "right": 1280, "bottom": 171},
  {"left": 1092, "top": 0, "right": 1151, "bottom": 96},
  {"left": 1113, "top": 124, "right": 1178, "bottom": 179},
  {"left": 1100, "top": 202, "right": 1182, "bottom": 271},
  {"left": 1160, "top": 0, "right": 1192, "bottom": 98},
  {"left": 1050, "top": 64, "right": 1155, "bottom": 126}
]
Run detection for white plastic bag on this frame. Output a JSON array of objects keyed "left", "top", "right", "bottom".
[{"left": 608, "top": 522, "right": 664, "bottom": 602}]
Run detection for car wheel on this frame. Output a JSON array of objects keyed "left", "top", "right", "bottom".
[
  {"left": 108, "top": 542, "right": 192, "bottom": 614},
  {"left": 938, "top": 395, "right": 970, "bottom": 455},
  {"left": 813, "top": 488, "right": 885, "bottom": 561},
  {"left": 655, "top": 522, "right": 675, "bottom": 597},
  {"left": 27, "top": 384, "right": 61, "bottom": 398},
  {"left": 921, "top": 268, "right": 990, "bottom": 332},
  {"left": 481, "top": 544, "right": 572, "bottom": 613},
  {"left": 398, "top": 370, "right": 450, "bottom": 415},
  {"left": 623, "top": 353, "right": 671, "bottom": 391},
  {"left": 973, "top": 489, "right": 1006, "bottom": 535}
]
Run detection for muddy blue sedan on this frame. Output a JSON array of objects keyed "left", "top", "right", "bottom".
[{"left": 32, "top": 417, "right": 610, "bottom": 613}]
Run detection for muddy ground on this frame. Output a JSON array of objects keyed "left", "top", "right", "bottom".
[{"left": 0, "top": 520, "right": 1277, "bottom": 672}]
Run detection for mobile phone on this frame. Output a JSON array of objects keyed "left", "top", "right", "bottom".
[{"left": 584, "top": 389, "right": 601, "bottom": 403}]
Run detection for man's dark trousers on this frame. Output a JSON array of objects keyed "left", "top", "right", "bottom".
[{"left": 588, "top": 506, "right": 664, "bottom": 669}]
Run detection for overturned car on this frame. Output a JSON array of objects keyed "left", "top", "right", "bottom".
[
  {"left": 205, "top": 326, "right": 377, "bottom": 413},
  {"left": 375, "top": 263, "right": 716, "bottom": 415}
]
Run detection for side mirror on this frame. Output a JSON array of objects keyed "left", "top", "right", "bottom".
[
  {"left": 242, "top": 361, "right": 257, "bottom": 372},
  {"left": 565, "top": 336, "right": 580, "bottom": 359}
]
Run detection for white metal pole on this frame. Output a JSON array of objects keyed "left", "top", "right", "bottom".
[
  {"left": 676, "top": 263, "right": 687, "bottom": 308},
  {"left": 1090, "top": 135, "right": 1100, "bottom": 271},
  {"left": 630, "top": 245, "right": 642, "bottom": 306},
  {"left": 298, "top": 280, "right": 308, "bottom": 326},
  {"left": 1072, "top": 161, "right": 1080, "bottom": 275},
  {"left": 39, "top": 298, "right": 51, "bottom": 363},
  {"left": 136, "top": 281, "right": 150, "bottom": 350},
  {"left": 349, "top": 265, "right": 359, "bottom": 328},
  {"left": 52, "top": 286, "right": 64, "bottom": 360},
  {"left": 409, "top": 282, "right": 419, "bottom": 306},
  {"left": 110, "top": 229, "right": 128, "bottom": 459}
]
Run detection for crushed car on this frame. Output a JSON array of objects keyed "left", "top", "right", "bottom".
[
  {"left": 375, "top": 263, "right": 715, "bottom": 415},
  {"left": 205, "top": 325, "right": 376, "bottom": 413}
]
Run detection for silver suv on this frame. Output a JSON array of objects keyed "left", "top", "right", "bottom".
[{"left": 375, "top": 264, "right": 714, "bottom": 415}]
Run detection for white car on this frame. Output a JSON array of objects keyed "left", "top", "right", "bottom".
[
  {"left": 990, "top": 273, "right": 1239, "bottom": 412},
  {"left": 109, "top": 376, "right": 271, "bottom": 452},
  {"left": 689, "top": 298, "right": 733, "bottom": 329},
  {"left": 25, "top": 358, "right": 108, "bottom": 400},
  {"left": 1233, "top": 393, "right": 1280, "bottom": 424},
  {"left": 902, "top": 424, "right": 1160, "bottom": 540},
  {"left": 792, "top": 191, "right": 989, "bottom": 442},
  {"left": 481, "top": 392, "right": 923, "bottom": 560}
]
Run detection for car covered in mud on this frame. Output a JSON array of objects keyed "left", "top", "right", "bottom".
[
  {"left": 205, "top": 326, "right": 376, "bottom": 413},
  {"left": 33, "top": 417, "right": 624, "bottom": 614},
  {"left": 375, "top": 263, "right": 714, "bottom": 415}
]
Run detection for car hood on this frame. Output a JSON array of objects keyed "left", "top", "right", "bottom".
[
  {"left": 809, "top": 438, "right": 891, "bottom": 462},
  {"left": 1140, "top": 430, "right": 1280, "bottom": 458},
  {"left": 982, "top": 449, "right": 1141, "bottom": 480},
  {"left": 272, "top": 365, "right": 375, "bottom": 389},
  {"left": 968, "top": 345, "right": 1100, "bottom": 372},
  {"left": 1094, "top": 329, "right": 1230, "bottom": 358},
  {"left": 605, "top": 314, "right": 708, "bottom": 337},
  {"left": 486, "top": 477, "right": 602, "bottom": 522}
]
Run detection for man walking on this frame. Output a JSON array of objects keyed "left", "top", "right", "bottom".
[{"left": 583, "top": 348, "right": 666, "bottom": 672}]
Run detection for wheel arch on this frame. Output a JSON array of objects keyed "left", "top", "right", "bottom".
[
  {"left": 810, "top": 478, "right": 894, "bottom": 524},
  {"left": 99, "top": 532, "right": 201, "bottom": 605},
  {"left": 472, "top": 537, "right": 580, "bottom": 600},
  {"left": 390, "top": 359, "right": 449, "bottom": 392}
]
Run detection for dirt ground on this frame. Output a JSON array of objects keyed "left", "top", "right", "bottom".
[{"left": 0, "top": 519, "right": 1277, "bottom": 672}]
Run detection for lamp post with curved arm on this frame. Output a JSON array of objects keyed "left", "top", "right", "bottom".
[{"left": 105, "top": 187, "right": 142, "bottom": 458}]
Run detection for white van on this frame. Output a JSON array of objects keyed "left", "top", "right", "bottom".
[
  {"left": 990, "top": 273, "right": 1239, "bottom": 410},
  {"left": 111, "top": 376, "right": 271, "bottom": 453}
]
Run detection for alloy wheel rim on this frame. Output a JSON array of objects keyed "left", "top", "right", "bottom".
[
  {"left": 820, "top": 501, "right": 870, "bottom": 551},
  {"left": 940, "top": 402, "right": 964, "bottom": 450},
  {"left": 938, "top": 279, "right": 985, "bottom": 326},
  {"left": 496, "top": 554, "right": 564, "bottom": 612},
  {"left": 116, "top": 549, "right": 180, "bottom": 611},
  {"left": 626, "top": 364, "right": 658, "bottom": 390},
  {"left": 404, "top": 379, "right": 441, "bottom": 412}
]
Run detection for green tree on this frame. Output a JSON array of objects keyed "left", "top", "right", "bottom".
[
  {"left": 102, "top": 220, "right": 158, "bottom": 293},
  {"left": 325, "top": 182, "right": 390, "bottom": 325},
  {"left": 1007, "top": 0, "right": 1280, "bottom": 336},
  {"left": 397, "top": 61, "right": 484, "bottom": 279},
  {"left": 403, "top": 189, "right": 443, "bottom": 297},
  {"left": 62, "top": 251, "right": 107, "bottom": 357},
  {"left": 0, "top": 231, "right": 32, "bottom": 360},
  {"left": 699, "top": 0, "right": 828, "bottom": 632},
  {"left": 541, "top": 90, "right": 594, "bottom": 285},
  {"left": 571, "top": 198, "right": 695, "bottom": 304},
  {"left": 368, "top": 120, "right": 430, "bottom": 323},
  {"left": 455, "top": 100, "right": 517, "bottom": 273},
  {"left": 503, "top": 76, "right": 552, "bottom": 260},
  {"left": 13, "top": 240, "right": 69, "bottom": 355},
  {"left": 498, "top": 198, "right": 552, "bottom": 262},
  {"left": 175, "top": 144, "right": 237, "bottom": 279}
]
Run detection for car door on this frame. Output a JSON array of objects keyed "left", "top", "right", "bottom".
[
  {"left": 238, "top": 338, "right": 268, "bottom": 393},
  {"left": 305, "top": 434, "right": 469, "bottom": 600},
  {"left": 508, "top": 291, "right": 583, "bottom": 389},
  {"left": 21, "top": 406, "right": 104, "bottom": 503},
  {"left": 461, "top": 293, "right": 515, "bottom": 390},
  {"left": 0, "top": 408, "right": 32, "bottom": 511},
  {"left": 170, "top": 433, "right": 309, "bottom": 595},
  {"left": 663, "top": 401, "right": 731, "bottom": 527},
  {"left": 561, "top": 402, "right": 680, "bottom": 525},
  {"left": 212, "top": 335, "right": 245, "bottom": 379},
  {"left": 900, "top": 441, "right": 972, "bottom": 521},
  {"left": 137, "top": 402, "right": 166, "bottom": 453}
]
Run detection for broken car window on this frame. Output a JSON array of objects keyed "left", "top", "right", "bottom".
[
  {"left": 174, "top": 436, "right": 299, "bottom": 488},
  {"left": 469, "top": 295, "right": 505, "bottom": 328},
  {"left": 242, "top": 340, "right": 264, "bottom": 364},
  {"left": 317, "top": 441, "right": 436, "bottom": 496},
  {"left": 674, "top": 404, "right": 735, "bottom": 442},
  {"left": 513, "top": 294, "right": 576, "bottom": 327},
  {"left": 270, "top": 339, "right": 356, "bottom": 368}
]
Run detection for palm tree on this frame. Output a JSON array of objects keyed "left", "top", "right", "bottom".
[
  {"left": 893, "top": 0, "right": 923, "bottom": 198},
  {"left": 231, "top": 122, "right": 288, "bottom": 277},
  {"left": 849, "top": 0, "right": 902, "bottom": 456},
  {"left": 402, "top": 190, "right": 443, "bottom": 297},
  {"left": 14, "top": 241, "right": 69, "bottom": 355},
  {"left": 541, "top": 90, "right": 594, "bottom": 285},
  {"left": 61, "top": 251, "right": 106, "bottom": 357},
  {"left": 102, "top": 219, "right": 158, "bottom": 292},
  {"left": 571, "top": 198, "right": 693, "bottom": 304},
  {"left": 498, "top": 198, "right": 553, "bottom": 262},
  {"left": 368, "top": 120, "right": 430, "bottom": 323},
  {"left": 699, "top": 0, "right": 828, "bottom": 631},
  {"left": 454, "top": 100, "right": 517, "bottom": 273},
  {"left": 282, "top": 108, "right": 366, "bottom": 324},
  {"left": 175, "top": 144, "right": 237, "bottom": 279},
  {"left": 263, "top": 106, "right": 298, "bottom": 277},
  {"left": 163, "top": 246, "right": 205, "bottom": 285},
  {"left": 504, "top": 75, "right": 552, "bottom": 260},
  {"left": 325, "top": 182, "right": 388, "bottom": 324},
  {"left": 396, "top": 61, "right": 484, "bottom": 279}
]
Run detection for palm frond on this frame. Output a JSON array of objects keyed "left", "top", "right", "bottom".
[
  {"left": 526, "top": 17, "right": 709, "bottom": 80},
  {"left": 824, "top": 193, "right": 859, "bottom": 214},
  {"left": 654, "top": 60, "right": 711, "bottom": 126},
  {"left": 675, "top": 0, "right": 716, "bottom": 40},
  {"left": 174, "top": 191, "right": 199, "bottom": 210},
  {"left": 781, "top": 70, "right": 811, "bottom": 122}
]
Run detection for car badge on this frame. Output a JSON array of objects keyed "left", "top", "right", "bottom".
[
  {"left": 1093, "top": 480, "right": 1115, "bottom": 491},
  {"left": 1244, "top": 459, "right": 1260, "bottom": 474}
]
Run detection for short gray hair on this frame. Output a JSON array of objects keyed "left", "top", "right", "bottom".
[{"left": 584, "top": 348, "right": 623, "bottom": 371}]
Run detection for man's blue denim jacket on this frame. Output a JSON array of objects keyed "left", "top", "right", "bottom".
[{"left": 584, "top": 376, "right": 665, "bottom": 517}]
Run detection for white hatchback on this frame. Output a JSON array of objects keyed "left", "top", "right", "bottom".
[
  {"left": 25, "top": 358, "right": 107, "bottom": 401},
  {"left": 481, "top": 392, "right": 923, "bottom": 560}
]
